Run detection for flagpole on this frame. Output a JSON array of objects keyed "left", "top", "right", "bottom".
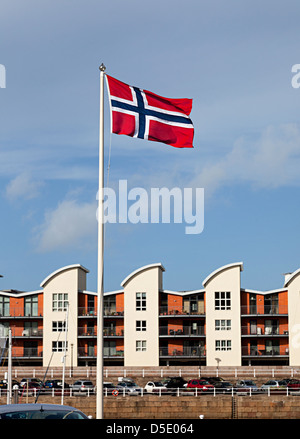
[{"left": 96, "top": 62, "right": 106, "bottom": 419}]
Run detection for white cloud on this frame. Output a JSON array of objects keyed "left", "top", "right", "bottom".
[
  {"left": 35, "top": 198, "right": 97, "bottom": 252},
  {"left": 189, "top": 123, "right": 300, "bottom": 197},
  {"left": 5, "top": 173, "right": 43, "bottom": 201}
]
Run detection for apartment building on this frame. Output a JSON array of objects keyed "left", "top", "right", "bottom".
[{"left": 0, "top": 261, "right": 298, "bottom": 368}]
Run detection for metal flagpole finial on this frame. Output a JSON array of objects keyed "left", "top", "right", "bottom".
[{"left": 99, "top": 63, "right": 106, "bottom": 72}]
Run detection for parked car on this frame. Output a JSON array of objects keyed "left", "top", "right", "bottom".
[
  {"left": 103, "top": 382, "right": 117, "bottom": 395},
  {"left": 187, "top": 379, "right": 214, "bottom": 392},
  {"left": 0, "top": 403, "right": 91, "bottom": 419},
  {"left": 235, "top": 380, "right": 258, "bottom": 392},
  {"left": 144, "top": 381, "right": 167, "bottom": 393},
  {"left": 163, "top": 376, "right": 187, "bottom": 389},
  {"left": 213, "top": 381, "right": 234, "bottom": 393},
  {"left": 71, "top": 380, "right": 95, "bottom": 394},
  {"left": 286, "top": 379, "right": 300, "bottom": 390},
  {"left": 261, "top": 380, "right": 287, "bottom": 391},
  {"left": 20, "top": 378, "right": 44, "bottom": 388},
  {"left": 116, "top": 380, "right": 141, "bottom": 395},
  {"left": 0, "top": 379, "right": 19, "bottom": 389},
  {"left": 44, "top": 379, "right": 70, "bottom": 389}
]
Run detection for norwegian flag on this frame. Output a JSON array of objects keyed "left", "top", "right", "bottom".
[{"left": 106, "top": 75, "right": 194, "bottom": 148}]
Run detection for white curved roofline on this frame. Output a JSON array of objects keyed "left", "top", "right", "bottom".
[
  {"left": 40, "top": 264, "right": 89, "bottom": 287},
  {"left": 161, "top": 289, "right": 204, "bottom": 297},
  {"left": 0, "top": 290, "right": 43, "bottom": 298},
  {"left": 284, "top": 268, "right": 300, "bottom": 287},
  {"left": 202, "top": 262, "right": 243, "bottom": 287},
  {"left": 121, "top": 263, "right": 165, "bottom": 287}
]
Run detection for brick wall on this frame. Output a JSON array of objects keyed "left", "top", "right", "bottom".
[{"left": 2, "top": 394, "right": 300, "bottom": 419}]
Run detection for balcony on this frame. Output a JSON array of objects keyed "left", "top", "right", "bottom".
[
  {"left": 159, "top": 326, "right": 205, "bottom": 337},
  {"left": 241, "top": 346, "right": 289, "bottom": 357},
  {"left": 241, "top": 326, "right": 289, "bottom": 337},
  {"left": 241, "top": 305, "right": 288, "bottom": 316},
  {"left": 0, "top": 308, "right": 43, "bottom": 318},
  {"left": 159, "top": 346, "right": 206, "bottom": 358},
  {"left": 159, "top": 306, "right": 205, "bottom": 317},
  {"left": 77, "top": 347, "right": 124, "bottom": 358},
  {"left": 11, "top": 347, "right": 42, "bottom": 359},
  {"left": 77, "top": 327, "right": 124, "bottom": 337},
  {"left": 78, "top": 307, "right": 124, "bottom": 317}
]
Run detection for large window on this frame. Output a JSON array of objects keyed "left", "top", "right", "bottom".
[
  {"left": 136, "top": 340, "right": 147, "bottom": 352},
  {"left": 52, "top": 293, "right": 68, "bottom": 312},
  {"left": 52, "top": 341, "right": 68, "bottom": 352},
  {"left": 0, "top": 296, "right": 10, "bottom": 317},
  {"left": 136, "top": 292, "right": 146, "bottom": 311},
  {"left": 215, "top": 292, "right": 231, "bottom": 310},
  {"left": 215, "top": 340, "right": 231, "bottom": 351},
  {"left": 136, "top": 321, "right": 146, "bottom": 331},
  {"left": 215, "top": 319, "right": 231, "bottom": 331},
  {"left": 24, "top": 295, "right": 38, "bottom": 317},
  {"left": 52, "top": 321, "right": 66, "bottom": 332}
]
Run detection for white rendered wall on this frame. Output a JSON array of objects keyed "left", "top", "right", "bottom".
[
  {"left": 123, "top": 265, "right": 163, "bottom": 367},
  {"left": 42, "top": 265, "right": 87, "bottom": 368},
  {"left": 204, "top": 264, "right": 242, "bottom": 367}
]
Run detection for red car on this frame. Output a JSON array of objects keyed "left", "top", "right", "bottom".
[
  {"left": 287, "top": 379, "right": 300, "bottom": 390},
  {"left": 187, "top": 379, "right": 214, "bottom": 392}
]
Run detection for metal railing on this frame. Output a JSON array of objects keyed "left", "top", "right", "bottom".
[
  {"left": 159, "top": 326, "right": 205, "bottom": 336},
  {"left": 241, "top": 346, "right": 287, "bottom": 357},
  {"left": 159, "top": 347, "right": 206, "bottom": 357},
  {"left": 0, "top": 308, "right": 43, "bottom": 318},
  {"left": 78, "top": 307, "right": 124, "bottom": 317},
  {"left": 241, "top": 305, "right": 288, "bottom": 316},
  {"left": 241, "top": 326, "right": 289, "bottom": 336},
  {"left": 159, "top": 306, "right": 205, "bottom": 316},
  {"left": 2, "top": 386, "right": 300, "bottom": 400}
]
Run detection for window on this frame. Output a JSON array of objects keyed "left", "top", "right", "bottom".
[
  {"left": 52, "top": 321, "right": 66, "bottom": 332},
  {"left": 104, "top": 296, "right": 116, "bottom": 315},
  {"left": 215, "top": 320, "right": 231, "bottom": 331},
  {"left": 24, "top": 295, "right": 38, "bottom": 316},
  {"left": 104, "top": 341, "right": 116, "bottom": 356},
  {"left": 136, "top": 340, "right": 147, "bottom": 351},
  {"left": 52, "top": 341, "right": 68, "bottom": 352},
  {"left": 215, "top": 292, "right": 231, "bottom": 310},
  {"left": 52, "top": 293, "right": 68, "bottom": 312},
  {"left": 215, "top": 340, "right": 231, "bottom": 351},
  {"left": 136, "top": 292, "right": 146, "bottom": 311},
  {"left": 0, "top": 322, "right": 9, "bottom": 337},
  {"left": 136, "top": 321, "right": 146, "bottom": 331},
  {"left": 0, "top": 296, "right": 10, "bottom": 317}
]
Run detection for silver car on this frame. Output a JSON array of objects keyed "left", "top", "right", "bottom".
[
  {"left": 116, "top": 381, "right": 141, "bottom": 395},
  {"left": 71, "top": 380, "right": 95, "bottom": 394},
  {"left": 0, "top": 403, "right": 91, "bottom": 419}
]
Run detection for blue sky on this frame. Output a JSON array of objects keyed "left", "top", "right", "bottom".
[{"left": 1, "top": 0, "right": 300, "bottom": 294}]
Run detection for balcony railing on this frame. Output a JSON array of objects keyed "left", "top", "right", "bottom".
[
  {"left": 241, "top": 326, "right": 289, "bottom": 336},
  {"left": 241, "top": 346, "right": 288, "bottom": 357},
  {"left": 159, "top": 326, "right": 205, "bottom": 336},
  {"left": 241, "top": 305, "right": 288, "bottom": 316},
  {"left": 77, "top": 327, "right": 124, "bottom": 337},
  {"left": 0, "top": 308, "right": 43, "bottom": 318},
  {"left": 159, "top": 306, "right": 205, "bottom": 316},
  {"left": 78, "top": 307, "right": 124, "bottom": 317},
  {"left": 11, "top": 347, "right": 42, "bottom": 358},
  {"left": 77, "top": 347, "right": 124, "bottom": 358},
  {"left": 159, "top": 346, "right": 206, "bottom": 357}
]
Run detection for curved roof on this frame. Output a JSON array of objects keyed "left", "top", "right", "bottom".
[
  {"left": 121, "top": 263, "right": 165, "bottom": 287},
  {"left": 202, "top": 262, "right": 243, "bottom": 287},
  {"left": 284, "top": 268, "right": 300, "bottom": 287},
  {"left": 40, "top": 264, "right": 89, "bottom": 288}
]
